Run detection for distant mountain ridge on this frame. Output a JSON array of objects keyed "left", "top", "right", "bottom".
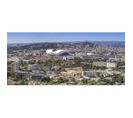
[
  {"left": 92, "top": 41, "right": 125, "bottom": 48},
  {"left": 7, "top": 41, "right": 125, "bottom": 50},
  {"left": 8, "top": 43, "right": 29, "bottom": 47}
]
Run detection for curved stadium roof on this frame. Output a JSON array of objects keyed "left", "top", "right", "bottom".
[{"left": 46, "top": 49, "right": 69, "bottom": 55}]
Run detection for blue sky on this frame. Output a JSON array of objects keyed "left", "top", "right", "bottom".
[{"left": 7, "top": 32, "right": 125, "bottom": 43}]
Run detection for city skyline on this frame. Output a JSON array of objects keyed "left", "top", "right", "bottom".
[{"left": 7, "top": 32, "right": 125, "bottom": 44}]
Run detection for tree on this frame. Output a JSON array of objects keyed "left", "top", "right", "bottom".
[
  {"left": 57, "top": 77, "right": 65, "bottom": 84},
  {"left": 81, "top": 79, "right": 88, "bottom": 85},
  {"left": 112, "top": 74, "right": 124, "bottom": 84}
]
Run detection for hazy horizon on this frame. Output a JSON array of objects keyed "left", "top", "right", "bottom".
[
  {"left": 7, "top": 32, "right": 125, "bottom": 44},
  {"left": 8, "top": 40, "right": 125, "bottom": 45}
]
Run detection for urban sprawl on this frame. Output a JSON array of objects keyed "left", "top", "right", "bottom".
[{"left": 7, "top": 41, "right": 125, "bottom": 85}]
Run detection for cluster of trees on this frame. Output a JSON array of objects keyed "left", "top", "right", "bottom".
[
  {"left": 112, "top": 74, "right": 125, "bottom": 84},
  {"left": 97, "top": 74, "right": 124, "bottom": 85},
  {"left": 7, "top": 71, "right": 15, "bottom": 79},
  {"left": 79, "top": 73, "right": 124, "bottom": 85}
]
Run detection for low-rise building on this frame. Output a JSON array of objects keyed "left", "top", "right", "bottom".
[
  {"left": 28, "top": 64, "right": 40, "bottom": 71},
  {"left": 43, "top": 66, "right": 50, "bottom": 71},
  {"left": 11, "top": 62, "right": 19, "bottom": 72},
  {"left": 15, "top": 71, "right": 30, "bottom": 80},
  {"left": 82, "top": 71, "right": 97, "bottom": 79},
  {"left": 51, "top": 66, "right": 61, "bottom": 72},
  {"left": 63, "top": 56, "right": 75, "bottom": 60},
  {"left": 93, "top": 61, "right": 116, "bottom": 68},
  {"left": 31, "top": 73, "right": 48, "bottom": 80}
]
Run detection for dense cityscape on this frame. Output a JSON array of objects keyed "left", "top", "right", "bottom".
[{"left": 7, "top": 41, "right": 125, "bottom": 85}]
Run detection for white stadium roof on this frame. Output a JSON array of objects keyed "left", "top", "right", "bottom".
[{"left": 46, "top": 49, "right": 69, "bottom": 55}]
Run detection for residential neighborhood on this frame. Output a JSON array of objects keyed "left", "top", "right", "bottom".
[{"left": 7, "top": 39, "right": 125, "bottom": 85}]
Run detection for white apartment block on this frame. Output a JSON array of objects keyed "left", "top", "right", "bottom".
[{"left": 93, "top": 61, "right": 116, "bottom": 68}]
